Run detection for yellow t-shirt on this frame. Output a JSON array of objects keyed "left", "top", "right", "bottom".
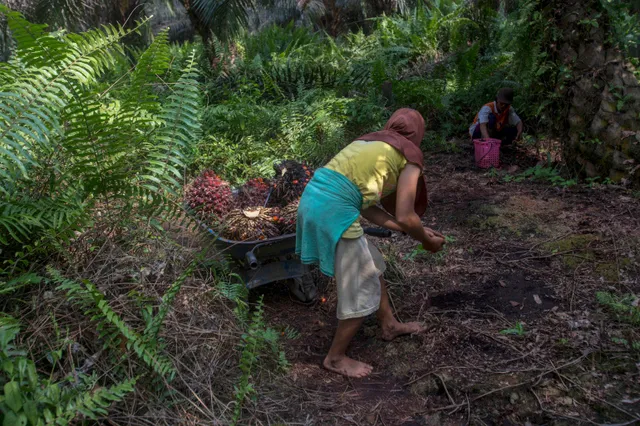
[{"left": 325, "top": 140, "right": 407, "bottom": 238}]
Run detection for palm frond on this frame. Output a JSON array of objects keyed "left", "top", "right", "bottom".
[
  {"left": 33, "top": 0, "right": 98, "bottom": 31},
  {"left": 191, "top": 0, "right": 254, "bottom": 41},
  {"left": 51, "top": 267, "right": 175, "bottom": 378},
  {"left": 128, "top": 28, "right": 171, "bottom": 109}
]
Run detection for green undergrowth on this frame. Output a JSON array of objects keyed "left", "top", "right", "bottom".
[
  {"left": 503, "top": 165, "right": 578, "bottom": 187},
  {"left": 0, "top": 9, "right": 212, "bottom": 424},
  {"left": 597, "top": 292, "right": 640, "bottom": 325},
  {"left": 2, "top": 0, "right": 640, "bottom": 424},
  {"left": 192, "top": 1, "right": 578, "bottom": 185},
  {"left": 0, "top": 314, "right": 137, "bottom": 426},
  {"left": 217, "top": 277, "right": 289, "bottom": 424}
]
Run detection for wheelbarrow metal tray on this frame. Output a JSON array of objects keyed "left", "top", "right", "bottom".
[
  {"left": 186, "top": 207, "right": 297, "bottom": 261},
  {"left": 187, "top": 208, "right": 390, "bottom": 296},
  {"left": 184, "top": 205, "right": 313, "bottom": 299},
  {"left": 204, "top": 227, "right": 297, "bottom": 261},
  {"left": 203, "top": 227, "right": 309, "bottom": 289}
]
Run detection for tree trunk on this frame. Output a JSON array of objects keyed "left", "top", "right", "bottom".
[
  {"left": 180, "top": 0, "right": 219, "bottom": 68},
  {"left": 548, "top": 0, "right": 640, "bottom": 184}
]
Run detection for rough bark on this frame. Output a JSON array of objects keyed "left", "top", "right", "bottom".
[{"left": 548, "top": 0, "right": 640, "bottom": 184}]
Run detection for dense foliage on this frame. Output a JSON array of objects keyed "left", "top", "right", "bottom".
[
  {"left": 0, "top": 7, "right": 205, "bottom": 424},
  {"left": 194, "top": 0, "right": 639, "bottom": 183}
]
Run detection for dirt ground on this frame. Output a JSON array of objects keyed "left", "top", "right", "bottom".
[{"left": 249, "top": 140, "right": 640, "bottom": 425}]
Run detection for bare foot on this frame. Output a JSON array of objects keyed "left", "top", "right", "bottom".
[
  {"left": 323, "top": 355, "right": 373, "bottom": 378},
  {"left": 381, "top": 321, "right": 425, "bottom": 341}
]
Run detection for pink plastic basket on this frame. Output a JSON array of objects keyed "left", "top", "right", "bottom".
[{"left": 473, "top": 138, "right": 501, "bottom": 168}]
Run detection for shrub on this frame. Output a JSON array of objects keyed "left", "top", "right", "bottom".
[{"left": 0, "top": 313, "right": 136, "bottom": 425}]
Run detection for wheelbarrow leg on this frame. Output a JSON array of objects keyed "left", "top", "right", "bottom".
[{"left": 287, "top": 273, "right": 317, "bottom": 303}]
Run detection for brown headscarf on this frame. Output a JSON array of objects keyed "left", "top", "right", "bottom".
[{"left": 357, "top": 108, "right": 428, "bottom": 217}]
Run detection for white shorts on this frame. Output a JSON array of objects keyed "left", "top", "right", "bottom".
[{"left": 334, "top": 236, "right": 386, "bottom": 320}]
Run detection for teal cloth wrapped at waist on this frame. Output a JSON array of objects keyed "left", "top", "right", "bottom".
[{"left": 296, "top": 168, "right": 363, "bottom": 277}]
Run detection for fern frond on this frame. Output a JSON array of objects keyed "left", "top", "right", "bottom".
[
  {"left": 140, "top": 51, "right": 201, "bottom": 195},
  {"left": 61, "top": 23, "right": 141, "bottom": 86},
  {"left": 144, "top": 260, "right": 197, "bottom": 339},
  {"left": 0, "top": 5, "right": 64, "bottom": 68},
  {"left": 0, "top": 273, "right": 43, "bottom": 295},
  {"left": 0, "top": 19, "right": 148, "bottom": 189},
  {"left": 0, "top": 197, "right": 84, "bottom": 244},
  {"left": 0, "top": 67, "right": 67, "bottom": 184},
  {"left": 0, "top": 12, "right": 199, "bottom": 249},
  {"left": 59, "top": 377, "right": 137, "bottom": 422},
  {"left": 59, "top": 93, "right": 152, "bottom": 198},
  {"left": 129, "top": 28, "right": 171, "bottom": 109},
  {"left": 50, "top": 267, "right": 175, "bottom": 379}
]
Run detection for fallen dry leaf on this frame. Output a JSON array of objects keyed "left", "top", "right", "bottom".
[
  {"left": 499, "top": 280, "right": 506, "bottom": 287},
  {"left": 559, "top": 396, "right": 575, "bottom": 406},
  {"left": 510, "top": 301, "right": 520, "bottom": 307},
  {"left": 533, "top": 294, "right": 542, "bottom": 305}
]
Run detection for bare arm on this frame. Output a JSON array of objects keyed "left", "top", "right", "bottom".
[
  {"left": 361, "top": 205, "right": 403, "bottom": 232},
  {"left": 480, "top": 122, "right": 490, "bottom": 139},
  {"left": 362, "top": 205, "right": 444, "bottom": 237},
  {"left": 516, "top": 121, "right": 523, "bottom": 140},
  {"left": 395, "top": 164, "right": 445, "bottom": 252}
]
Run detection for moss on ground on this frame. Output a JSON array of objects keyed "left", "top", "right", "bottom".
[
  {"left": 462, "top": 196, "right": 572, "bottom": 238},
  {"left": 594, "top": 258, "right": 632, "bottom": 281},
  {"left": 542, "top": 234, "right": 599, "bottom": 268}
]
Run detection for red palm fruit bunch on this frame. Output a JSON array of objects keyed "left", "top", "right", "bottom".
[
  {"left": 271, "top": 160, "right": 314, "bottom": 206},
  {"left": 185, "top": 170, "right": 236, "bottom": 222},
  {"left": 270, "top": 207, "right": 283, "bottom": 226},
  {"left": 221, "top": 207, "right": 281, "bottom": 241},
  {"left": 239, "top": 177, "right": 270, "bottom": 208},
  {"left": 278, "top": 200, "right": 299, "bottom": 235}
]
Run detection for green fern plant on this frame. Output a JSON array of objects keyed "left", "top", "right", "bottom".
[
  {"left": 140, "top": 51, "right": 201, "bottom": 195},
  {"left": 0, "top": 272, "right": 42, "bottom": 295},
  {"left": 48, "top": 267, "right": 175, "bottom": 379},
  {"left": 0, "top": 6, "right": 134, "bottom": 183},
  {"left": 144, "top": 259, "right": 198, "bottom": 339},
  {"left": 597, "top": 292, "right": 640, "bottom": 325},
  {"left": 0, "top": 8, "right": 202, "bottom": 251},
  {"left": 0, "top": 314, "right": 137, "bottom": 425},
  {"left": 232, "top": 295, "right": 288, "bottom": 424},
  {"left": 217, "top": 272, "right": 250, "bottom": 323}
]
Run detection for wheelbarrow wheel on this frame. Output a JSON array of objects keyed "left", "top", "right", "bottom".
[{"left": 287, "top": 274, "right": 317, "bottom": 303}]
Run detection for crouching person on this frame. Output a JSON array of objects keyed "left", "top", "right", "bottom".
[
  {"left": 296, "top": 108, "right": 446, "bottom": 378},
  {"left": 470, "top": 87, "right": 523, "bottom": 145}
]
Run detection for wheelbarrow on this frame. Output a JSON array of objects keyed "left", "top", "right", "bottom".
[{"left": 201, "top": 222, "right": 391, "bottom": 302}]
